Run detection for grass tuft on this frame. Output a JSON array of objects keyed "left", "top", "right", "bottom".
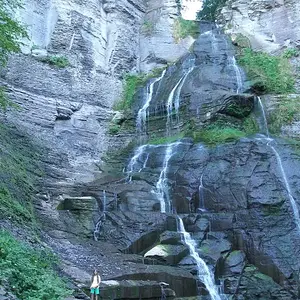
[{"left": 42, "top": 56, "right": 69, "bottom": 68}]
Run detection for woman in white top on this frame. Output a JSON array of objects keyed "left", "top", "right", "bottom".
[{"left": 90, "top": 269, "right": 101, "bottom": 300}]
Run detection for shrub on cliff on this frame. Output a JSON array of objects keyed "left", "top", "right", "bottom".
[
  {"left": 238, "top": 48, "right": 295, "bottom": 94},
  {"left": 173, "top": 17, "right": 199, "bottom": 42}
]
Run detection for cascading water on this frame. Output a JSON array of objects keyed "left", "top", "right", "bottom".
[
  {"left": 137, "top": 70, "right": 166, "bottom": 133},
  {"left": 166, "top": 60, "right": 195, "bottom": 133},
  {"left": 177, "top": 216, "right": 222, "bottom": 300},
  {"left": 126, "top": 144, "right": 149, "bottom": 182},
  {"left": 228, "top": 56, "right": 243, "bottom": 93},
  {"left": 256, "top": 98, "right": 300, "bottom": 233},
  {"left": 154, "top": 142, "right": 180, "bottom": 213}
]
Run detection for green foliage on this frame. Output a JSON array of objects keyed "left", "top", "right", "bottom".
[
  {"left": 193, "top": 125, "right": 246, "bottom": 146},
  {"left": 0, "top": 186, "right": 33, "bottom": 223},
  {"left": 0, "top": 0, "right": 28, "bottom": 66},
  {"left": 108, "top": 123, "right": 121, "bottom": 135},
  {"left": 0, "top": 230, "right": 71, "bottom": 299},
  {"left": 173, "top": 17, "right": 199, "bottom": 42},
  {"left": 148, "top": 133, "right": 185, "bottom": 145},
  {"left": 114, "top": 74, "right": 145, "bottom": 111},
  {"left": 141, "top": 20, "right": 155, "bottom": 36},
  {"left": 283, "top": 48, "right": 300, "bottom": 59},
  {"left": 243, "top": 116, "right": 259, "bottom": 135},
  {"left": 43, "top": 56, "right": 69, "bottom": 68},
  {"left": 238, "top": 48, "right": 295, "bottom": 94},
  {"left": 0, "top": 87, "right": 19, "bottom": 111},
  {"left": 197, "top": 0, "right": 228, "bottom": 21},
  {"left": 268, "top": 96, "right": 300, "bottom": 134},
  {"left": 0, "top": 124, "right": 42, "bottom": 224}
]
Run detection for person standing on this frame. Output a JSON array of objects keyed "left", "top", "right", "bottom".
[{"left": 90, "top": 269, "right": 101, "bottom": 300}]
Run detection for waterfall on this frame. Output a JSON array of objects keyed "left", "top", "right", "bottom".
[
  {"left": 166, "top": 78, "right": 184, "bottom": 133},
  {"left": 166, "top": 60, "right": 195, "bottom": 133},
  {"left": 126, "top": 144, "right": 149, "bottom": 182},
  {"left": 137, "top": 70, "right": 166, "bottom": 133},
  {"left": 228, "top": 56, "right": 243, "bottom": 93},
  {"left": 257, "top": 97, "right": 270, "bottom": 137},
  {"left": 177, "top": 216, "right": 222, "bottom": 300},
  {"left": 256, "top": 99, "right": 300, "bottom": 233},
  {"left": 154, "top": 142, "right": 179, "bottom": 213}
]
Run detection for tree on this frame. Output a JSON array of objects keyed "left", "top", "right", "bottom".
[
  {"left": 197, "top": 0, "right": 228, "bottom": 21},
  {"left": 0, "top": 0, "right": 28, "bottom": 110}
]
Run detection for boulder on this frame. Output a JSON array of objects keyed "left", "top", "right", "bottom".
[{"left": 144, "top": 244, "right": 189, "bottom": 265}]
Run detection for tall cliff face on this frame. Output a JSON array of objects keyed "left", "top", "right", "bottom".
[
  {"left": 219, "top": 0, "right": 300, "bottom": 52},
  {"left": 0, "top": 0, "right": 191, "bottom": 185}
]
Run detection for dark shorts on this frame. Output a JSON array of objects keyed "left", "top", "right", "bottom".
[{"left": 91, "top": 287, "right": 100, "bottom": 295}]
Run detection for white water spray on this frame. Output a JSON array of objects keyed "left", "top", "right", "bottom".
[
  {"left": 137, "top": 70, "right": 166, "bottom": 133},
  {"left": 177, "top": 216, "right": 222, "bottom": 300}
]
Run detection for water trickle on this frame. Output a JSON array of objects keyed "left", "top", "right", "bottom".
[
  {"left": 211, "top": 32, "right": 218, "bottom": 54},
  {"left": 218, "top": 278, "right": 225, "bottom": 297},
  {"left": 93, "top": 212, "right": 105, "bottom": 241},
  {"left": 102, "top": 190, "right": 107, "bottom": 213},
  {"left": 159, "top": 282, "right": 169, "bottom": 300},
  {"left": 68, "top": 32, "right": 76, "bottom": 51},
  {"left": 268, "top": 142, "right": 300, "bottom": 233},
  {"left": 137, "top": 70, "right": 166, "bottom": 133},
  {"left": 177, "top": 216, "right": 222, "bottom": 300},
  {"left": 228, "top": 56, "right": 243, "bottom": 93},
  {"left": 199, "top": 174, "right": 206, "bottom": 212},
  {"left": 154, "top": 142, "right": 179, "bottom": 213}
]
